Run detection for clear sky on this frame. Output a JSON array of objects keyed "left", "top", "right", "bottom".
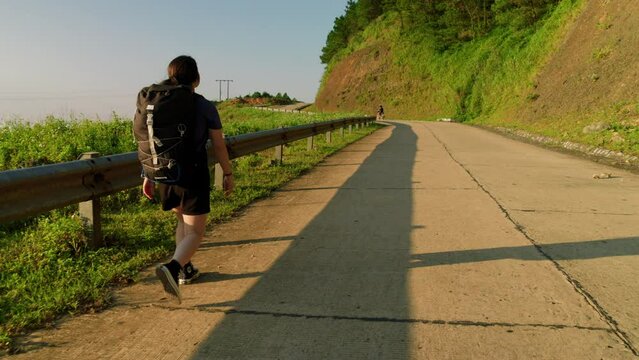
[{"left": 0, "top": 0, "right": 347, "bottom": 122}]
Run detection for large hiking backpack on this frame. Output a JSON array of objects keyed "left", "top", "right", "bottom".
[{"left": 133, "top": 83, "right": 196, "bottom": 184}]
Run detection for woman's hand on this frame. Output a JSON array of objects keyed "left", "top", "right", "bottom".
[
  {"left": 142, "top": 177, "right": 155, "bottom": 200},
  {"left": 223, "top": 173, "right": 234, "bottom": 196},
  {"left": 210, "top": 128, "right": 234, "bottom": 196}
]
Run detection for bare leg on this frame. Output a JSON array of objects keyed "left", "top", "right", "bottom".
[
  {"left": 172, "top": 212, "right": 207, "bottom": 267},
  {"left": 173, "top": 208, "right": 185, "bottom": 246}
]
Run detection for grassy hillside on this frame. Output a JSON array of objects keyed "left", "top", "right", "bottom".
[
  {"left": 316, "top": 0, "right": 639, "bottom": 157},
  {"left": 317, "top": 1, "right": 584, "bottom": 118}
]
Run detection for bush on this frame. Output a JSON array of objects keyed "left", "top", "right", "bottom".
[{"left": 0, "top": 116, "right": 134, "bottom": 171}]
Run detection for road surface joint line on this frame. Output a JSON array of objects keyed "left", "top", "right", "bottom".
[
  {"left": 145, "top": 304, "right": 612, "bottom": 332},
  {"left": 511, "top": 208, "right": 636, "bottom": 216},
  {"left": 421, "top": 122, "right": 639, "bottom": 356}
]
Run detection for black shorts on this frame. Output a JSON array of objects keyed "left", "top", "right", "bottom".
[{"left": 158, "top": 183, "right": 211, "bottom": 215}]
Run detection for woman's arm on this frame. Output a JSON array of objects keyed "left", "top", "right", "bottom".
[{"left": 209, "top": 129, "right": 234, "bottom": 195}]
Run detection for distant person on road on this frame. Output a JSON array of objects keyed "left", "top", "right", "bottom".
[
  {"left": 376, "top": 104, "right": 385, "bottom": 121},
  {"left": 140, "top": 55, "right": 234, "bottom": 303}
]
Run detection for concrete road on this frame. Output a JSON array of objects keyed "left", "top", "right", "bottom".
[{"left": 14, "top": 121, "right": 639, "bottom": 359}]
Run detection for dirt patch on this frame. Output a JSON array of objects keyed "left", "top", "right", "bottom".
[
  {"left": 519, "top": 0, "right": 639, "bottom": 123},
  {"left": 315, "top": 44, "right": 446, "bottom": 120},
  {"left": 315, "top": 44, "right": 391, "bottom": 115},
  {"left": 231, "top": 97, "right": 270, "bottom": 106}
]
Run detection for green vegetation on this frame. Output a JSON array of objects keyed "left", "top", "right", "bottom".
[
  {"left": 480, "top": 99, "right": 639, "bottom": 156},
  {"left": 0, "top": 107, "right": 377, "bottom": 353},
  {"left": 242, "top": 91, "right": 297, "bottom": 105},
  {"left": 218, "top": 105, "right": 342, "bottom": 135},
  {"left": 321, "top": 0, "right": 561, "bottom": 65},
  {"left": 320, "top": 1, "right": 638, "bottom": 156},
  {"left": 407, "top": 0, "right": 581, "bottom": 121},
  {"left": 318, "top": 0, "right": 639, "bottom": 156},
  {"left": 321, "top": 0, "right": 582, "bottom": 118},
  {"left": 0, "top": 106, "right": 357, "bottom": 171},
  {"left": 0, "top": 114, "right": 134, "bottom": 170},
  {"left": 592, "top": 45, "right": 613, "bottom": 61}
]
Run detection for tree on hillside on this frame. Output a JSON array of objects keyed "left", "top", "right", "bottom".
[
  {"left": 273, "top": 92, "right": 293, "bottom": 105},
  {"left": 356, "top": 0, "right": 384, "bottom": 28},
  {"left": 439, "top": 0, "right": 495, "bottom": 41},
  {"left": 321, "top": 0, "right": 561, "bottom": 61},
  {"left": 242, "top": 91, "right": 296, "bottom": 105},
  {"left": 321, "top": 0, "right": 385, "bottom": 64},
  {"left": 321, "top": 15, "right": 349, "bottom": 64},
  {"left": 393, "top": 0, "right": 495, "bottom": 44},
  {"left": 493, "top": 0, "right": 560, "bottom": 30}
]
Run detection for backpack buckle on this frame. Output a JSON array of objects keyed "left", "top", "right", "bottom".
[{"left": 146, "top": 105, "right": 154, "bottom": 126}]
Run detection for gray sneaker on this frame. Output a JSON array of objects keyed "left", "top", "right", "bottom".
[{"left": 179, "top": 262, "right": 200, "bottom": 285}]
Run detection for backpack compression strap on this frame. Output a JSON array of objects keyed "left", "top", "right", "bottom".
[{"left": 146, "top": 105, "right": 159, "bottom": 165}]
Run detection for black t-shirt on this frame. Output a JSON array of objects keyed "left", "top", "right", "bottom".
[
  {"left": 183, "top": 94, "right": 222, "bottom": 189},
  {"left": 192, "top": 94, "right": 222, "bottom": 154}
]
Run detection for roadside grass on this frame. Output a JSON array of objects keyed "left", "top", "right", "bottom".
[
  {"left": 302, "top": 104, "right": 320, "bottom": 113},
  {"left": 0, "top": 114, "right": 134, "bottom": 170},
  {"left": 218, "top": 104, "right": 357, "bottom": 135},
  {"left": 0, "top": 108, "right": 377, "bottom": 353},
  {"left": 477, "top": 98, "right": 639, "bottom": 157}
]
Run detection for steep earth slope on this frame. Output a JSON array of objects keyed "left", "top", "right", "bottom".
[{"left": 517, "top": 0, "right": 639, "bottom": 123}]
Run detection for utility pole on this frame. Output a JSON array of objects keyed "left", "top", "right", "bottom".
[
  {"left": 226, "top": 80, "right": 233, "bottom": 100},
  {"left": 215, "top": 79, "right": 234, "bottom": 101},
  {"left": 215, "top": 80, "right": 222, "bottom": 101}
]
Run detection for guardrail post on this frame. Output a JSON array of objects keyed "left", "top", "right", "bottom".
[
  {"left": 340, "top": 127, "right": 345, "bottom": 137},
  {"left": 355, "top": 123, "right": 360, "bottom": 130},
  {"left": 326, "top": 130, "right": 332, "bottom": 144},
  {"left": 274, "top": 144, "right": 284, "bottom": 164},
  {"left": 349, "top": 124, "right": 353, "bottom": 134},
  {"left": 79, "top": 152, "right": 103, "bottom": 249},
  {"left": 307, "top": 136, "right": 314, "bottom": 150},
  {"left": 214, "top": 163, "right": 224, "bottom": 190}
]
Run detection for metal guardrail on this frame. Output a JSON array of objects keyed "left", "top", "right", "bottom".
[{"left": 0, "top": 116, "right": 374, "bottom": 227}]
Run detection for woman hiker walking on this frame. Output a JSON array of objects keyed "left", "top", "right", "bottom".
[{"left": 140, "top": 55, "right": 234, "bottom": 303}]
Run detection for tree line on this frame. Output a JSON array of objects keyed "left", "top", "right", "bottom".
[
  {"left": 321, "top": 0, "right": 562, "bottom": 65},
  {"left": 238, "top": 91, "right": 298, "bottom": 105}
]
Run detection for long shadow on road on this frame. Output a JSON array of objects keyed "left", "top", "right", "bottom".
[
  {"left": 410, "top": 236, "right": 639, "bottom": 268},
  {"left": 192, "top": 122, "right": 417, "bottom": 358}
]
